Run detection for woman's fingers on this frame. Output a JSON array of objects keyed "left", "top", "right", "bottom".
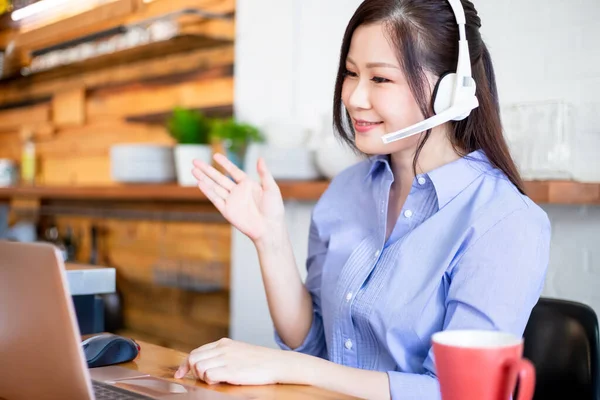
[
  {"left": 196, "top": 178, "right": 226, "bottom": 213},
  {"left": 193, "top": 159, "right": 235, "bottom": 191},
  {"left": 202, "top": 366, "right": 229, "bottom": 385},
  {"left": 194, "top": 358, "right": 227, "bottom": 383},
  {"left": 191, "top": 340, "right": 222, "bottom": 353},
  {"left": 192, "top": 168, "right": 230, "bottom": 199},
  {"left": 175, "top": 357, "right": 190, "bottom": 379},
  {"left": 213, "top": 153, "right": 246, "bottom": 183},
  {"left": 188, "top": 348, "right": 223, "bottom": 368},
  {"left": 257, "top": 157, "right": 278, "bottom": 191},
  {"left": 175, "top": 341, "right": 222, "bottom": 379}
]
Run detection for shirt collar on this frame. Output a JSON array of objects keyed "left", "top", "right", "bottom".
[
  {"left": 426, "top": 149, "right": 492, "bottom": 208},
  {"left": 365, "top": 149, "right": 493, "bottom": 208},
  {"left": 364, "top": 154, "right": 391, "bottom": 181}
]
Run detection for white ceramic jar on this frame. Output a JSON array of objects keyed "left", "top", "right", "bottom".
[{"left": 173, "top": 144, "right": 213, "bottom": 186}]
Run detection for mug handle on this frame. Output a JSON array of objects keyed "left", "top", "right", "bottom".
[{"left": 510, "top": 358, "right": 536, "bottom": 400}]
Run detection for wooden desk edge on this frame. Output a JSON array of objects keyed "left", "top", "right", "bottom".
[{"left": 113, "top": 338, "right": 359, "bottom": 399}]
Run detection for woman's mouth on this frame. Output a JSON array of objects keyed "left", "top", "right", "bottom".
[{"left": 353, "top": 119, "right": 383, "bottom": 134}]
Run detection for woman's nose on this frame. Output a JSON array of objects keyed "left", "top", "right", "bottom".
[{"left": 347, "top": 79, "right": 371, "bottom": 110}]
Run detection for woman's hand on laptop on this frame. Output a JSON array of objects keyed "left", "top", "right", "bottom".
[
  {"left": 192, "top": 153, "right": 285, "bottom": 246},
  {"left": 174, "top": 338, "right": 299, "bottom": 385}
]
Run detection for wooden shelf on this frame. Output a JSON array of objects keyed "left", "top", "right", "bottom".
[
  {"left": 0, "top": 44, "right": 234, "bottom": 109},
  {"left": 9, "top": 0, "right": 234, "bottom": 54},
  {"left": 126, "top": 104, "right": 233, "bottom": 125},
  {"left": 522, "top": 180, "right": 600, "bottom": 205},
  {"left": 0, "top": 181, "right": 332, "bottom": 202},
  {"left": 0, "top": 180, "right": 599, "bottom": 205},
  {"left": 0, "top": 0, "right": 235, "bottom": 93},
  {"left": 4, "top": 34, "right": 231, "bottom": 83}
]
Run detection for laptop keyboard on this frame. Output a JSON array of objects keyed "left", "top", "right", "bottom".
[{"left": 92, "top": 380, "right": 155, "bottom": 400}]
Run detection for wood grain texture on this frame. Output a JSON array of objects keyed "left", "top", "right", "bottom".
[
  {"left": 86, "top": 76, "right": 234, "bottom": 121},
  {"left": 0, "top": 181, "right": 332, "bottom": 201},
  {"left": 0, "top": 45, "right": 234, "bottom": 107},
  {"left": 135, "top": 0, "right": 235, "bottom": 21},
  {"left": 523, "top": 180, "right": 600, "bottom": 205},
  {"left": 0, "top": 28, "right": 12, "bottom": 49},
  {"left": 15, "top": 0, "right": 136, "bottom": 52},
  {"left": 13, "top": 0, "right": 235, "bottom": 54},
  {"left": 40, "top": 155, "right": 112, "bottom": 185},
  {"left": 180, "top": 18, "right": 235, "bottom": 40},
  {"left": 0, "top": 57, "right": 232, "bottom": 186},
  {"left": 52, "top": 87, "right": 86, "bottom": 127},
  {"left": 0, "top": 103, "right": 50, "bottom": 132},
  {"left": 0, "top": 131, "right": 22, "bottom": 161},
  {"left": 2, "top": 180, "right": 599, "bottom": 204},
  {"left": 51, "top": 214, "right": 231, "bottom": 350},
  {"left": 548, "top": 180, "right": 600, "bottom": 205},
  {"left": 34, "top": 121, "right": 174, "bottom": 157}
]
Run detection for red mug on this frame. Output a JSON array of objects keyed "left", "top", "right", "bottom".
[{"left": 432, "top": 330, "right": 535, "bottom": 400}]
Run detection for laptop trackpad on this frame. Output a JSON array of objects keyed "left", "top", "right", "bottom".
[{"left": 107, "top": 376, "right": 250, "bottom": 399}]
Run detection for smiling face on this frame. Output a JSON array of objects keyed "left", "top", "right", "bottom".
[{"left": 341, "top": 22, "right": 430, "bottom": 155}]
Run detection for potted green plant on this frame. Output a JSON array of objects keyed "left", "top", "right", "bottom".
[
  {"left": 167, "top": 107, "right": 213, "bottom": 186},
  {"left": 210, "top": 118, "right": 265, "bottom": 170}
]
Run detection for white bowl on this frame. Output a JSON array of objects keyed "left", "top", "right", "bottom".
[
  {"left": 244, "top": 144, "right": 322, "bottom": 180},
  {"left": 110, "top": 144, "right": 176, "bottom": 183}
]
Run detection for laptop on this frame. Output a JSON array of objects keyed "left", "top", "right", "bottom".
[{"left": 0, "top": 241, "right": 247, "bottom": 400}]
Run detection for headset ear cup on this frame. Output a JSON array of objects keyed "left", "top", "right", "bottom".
[{"left": 432, "top": 72, "right": 456, "bottom": 115}]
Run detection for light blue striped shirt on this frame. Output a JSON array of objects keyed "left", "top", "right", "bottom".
[{"left": 275, "top": 150, "right": 551, "bottom": 399}]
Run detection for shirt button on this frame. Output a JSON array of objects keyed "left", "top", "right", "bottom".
[
  {"left": 346, "top": 292, "right": 353, "bottom": 302},
  {"left": 345, "top": 339, "right": 353, "bottom": 350},
  {"left": 404, "top": 210, "right": 413, "bottom": 218},
  {"left": 418, "top": 177, "right": 427, "bottom": 185},
  {"left": 374, "top": 249, "right": 380, "bottom": 258}
]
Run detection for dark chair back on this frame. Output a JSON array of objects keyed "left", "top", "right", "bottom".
[{"left": 523, "top": 297, "right": 600, "bottom": 400}]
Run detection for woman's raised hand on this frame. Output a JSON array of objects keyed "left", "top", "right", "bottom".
[{"left": 192, "top": 153, "right": 285, "bottom": 244}]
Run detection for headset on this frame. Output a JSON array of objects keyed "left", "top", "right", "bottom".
[{"left": 381, "top": 0, "right": 479, "bottom": 144}]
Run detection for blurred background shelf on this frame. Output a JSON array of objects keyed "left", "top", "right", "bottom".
[
  {"left": 0, "top": 44, "right": 234, "bottom": 109},
  {"left": 0, "top": 0, "right": 235, "bottom": 85},
  {"left": 0, "top": 180, "right": 599, "bottom": 205},
  {"left": 0, "top": 0, "right": 241, "bottom": 355},
  {"left": 522, "top": 180, "right": 600, "bottom": 205},
  {"left": 0, "top": 180, "right": 332, "bottom": 202}
]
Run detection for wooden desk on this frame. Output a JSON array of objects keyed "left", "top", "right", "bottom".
[{"left": 119, "top": 339, "right": 358, "bottom": 400}]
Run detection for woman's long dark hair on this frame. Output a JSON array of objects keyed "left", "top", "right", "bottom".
[{"left": 333, "top": 0, "right": 525, "bottom": 194}]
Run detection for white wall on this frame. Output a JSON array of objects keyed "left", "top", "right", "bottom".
[
  {"left": 231, "top": 0, "right": 600, "bottom": 347},
  {"left": 475, "top": 0, "right": 600, "bottom": 321},
  {"left": 231, "top": 0, "right": 363, "bottom": 347}
]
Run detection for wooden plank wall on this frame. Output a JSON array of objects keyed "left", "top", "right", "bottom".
[
  {"left": 0, "top": 0, "right": 235, "bottom": 352},
  {"left": 51, "top": 210, "right": 231, "bottom": 352},
  {"left": 0, "top": 45, "right": 235, "bottom": 185}
]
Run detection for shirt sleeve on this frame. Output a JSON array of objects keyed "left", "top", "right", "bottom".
[
  {"left": 388, "top": 208, "right": 552, "bottom": 400},
  {"left": 274, "top": 211, "right": 328, "bottom": 359}
]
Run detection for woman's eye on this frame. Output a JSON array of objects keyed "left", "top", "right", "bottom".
[
  {"left": 372, "top": 76, "right": 390, "bottom": 84},
  {"left": 344, "top": 69, "right": 358, "bottom": 78}
]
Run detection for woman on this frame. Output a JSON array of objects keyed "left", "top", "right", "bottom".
[{"left": 175, "top": 0, "right": 551, "bottom": 399}]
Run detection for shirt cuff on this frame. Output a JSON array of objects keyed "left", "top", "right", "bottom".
[
  {"left": 274, "top": 312, "right": 326, "bottom": 358},
  {"left": 387, "top": 371, "right": 440, "bottom": 400}
]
